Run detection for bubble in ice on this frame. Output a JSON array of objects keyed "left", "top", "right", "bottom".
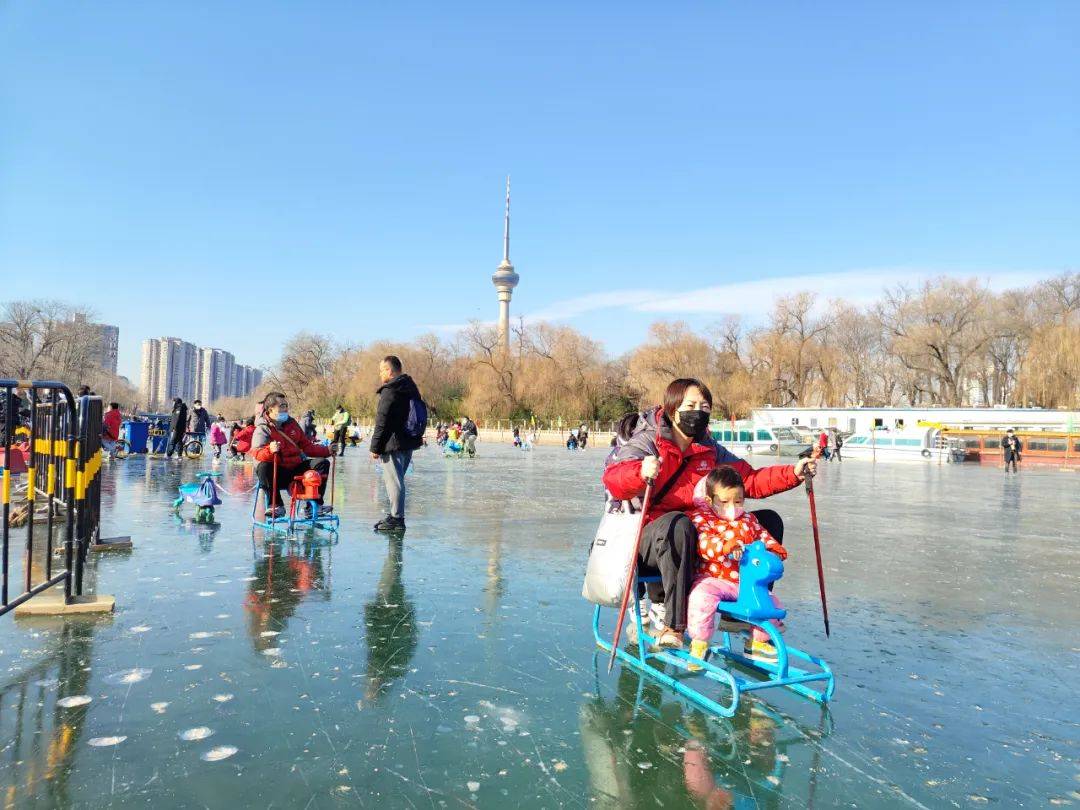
[
  {"left": 189, "top": 631, "right": 215, "bottom": 639},
  {"left": 259, "top": 631, "right": 280, "bottom": 637},
  {"left": 637, "top": 762, "right": 652, "bottom": 770},
  {"left": 201, "top": 745, "right": 238, "bottom": 761},
  {"left": 262, "top": 648, "right": 282, "bottom": 656},
  {"left": 212, "top": 694, "right": 234, "bottom": 703},
  {"left": 88, "top": 736, "right": 127, "bottom": 747},
  {"left": 35, "top": 678, "right": 59, "bottom": 688},
  {"left": 105, "top": 668, "right": 152, "bottom": 685},
  {"left": 467, "top": 781, "right": 480, "bottom": 792},
  {"left": 197, "top": 591, "right": 216, "bottom": 597},
  {"left": 58, "top": 695, "right": 92, "bottom": 708},
  {"left": 464, "top": 715, "right": 480, "bottom": 724},
  {"left": 151, "top": 702, "right": 170, "bottom": 713},
  {"left": 184, "top": 664, "right": 203, "bottom": 671},
  {"left": 179, "top": 727, "right": 214, "bottom": 741},
  {"left": 130, "top": 625, "right": 152, "bottom": 633}
]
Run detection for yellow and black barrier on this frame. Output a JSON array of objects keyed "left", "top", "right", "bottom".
[{"left": 1, "top": 380, "right": 103, "bottom": 617}]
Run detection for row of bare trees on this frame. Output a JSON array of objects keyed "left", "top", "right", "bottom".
[
  {"left": 0, "top": 300, "right": 136, "bottom": 403},
  {"left": 10, "top": 274, "right": 1076, "bottom": 421},
  {"left": 246, "top": 273, "right": 1079, "bottom": 422}
]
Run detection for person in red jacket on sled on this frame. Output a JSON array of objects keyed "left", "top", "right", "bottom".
[
  {"left": 602, "top": 378, "right": 816, "bottom": 650},
  {"left": 251, "top": 392, "right": 334, "bottom": 520}
]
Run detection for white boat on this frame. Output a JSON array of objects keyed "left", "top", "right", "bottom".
[
  {"left": 711, "top": 422, "right": 813, "bottom": 457},
  {"left": 840, "top": 427, "right": 941, "bottom": 461}
]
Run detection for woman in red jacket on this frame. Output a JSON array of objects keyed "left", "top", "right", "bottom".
[
  {"left": 602, "top": 378, "right": 816, "bottom": 648},
  {"left": 251, "top": 393, "right": 334, "bottom": 518}
]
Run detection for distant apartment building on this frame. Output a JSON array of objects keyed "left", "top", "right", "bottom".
[
  {"left": 230, "top": 364, "right": 263, "bottom": 398},
  {"left": 196, "top": 348, "right": 236, "bottom": 404},
  {"left": 140, "top": 337, "right": 261, "bottom": 410},
  {"left": 72, "top": 313, "right": 120, "bottom": 374}
]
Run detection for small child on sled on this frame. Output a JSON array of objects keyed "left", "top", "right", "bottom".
[{"left": 687, "top": 466, "right": 787, "bottom": 665}]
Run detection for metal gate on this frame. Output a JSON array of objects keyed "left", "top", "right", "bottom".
[{"left": 1, "top": 380, "right": 103, "bottom": 617}]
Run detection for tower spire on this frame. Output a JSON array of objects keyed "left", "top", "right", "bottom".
[{"left": 503, "top": 175, "right": 511, "bottom": 262}]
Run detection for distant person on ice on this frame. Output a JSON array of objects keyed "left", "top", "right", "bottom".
[
  {"left": 1003, "top": 428, "right": 1022, "bottom": 473},
  {"left": 166, "top": 398, "right": 188, "bottom": 459},
  {"left": 331, "top": 405, "right": 351, "bottom": 457},
  {"left": 370, "top": 355, "right": 426, "bottom": 534}
]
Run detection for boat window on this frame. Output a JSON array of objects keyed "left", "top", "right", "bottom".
[
  {"left": 739, "top": 430, "right": 753, "bottom": 443},
  {"left": 983, "top": 437, "right": 1000, "bottom": 449},
  {"left": 810, "top": 418, "right": 818, "bottom": 427},
  {"left": 849, "top": 419, "right": 857, "bottom": 432},
  {"left": 895, "top": 439, "right": 921, "bottom": 446},
  {"left": 964, "top": 439, "right": 982, "bottom": 449},
  {"left": 1074, "top": 440, "right": 1080, "bottom": 452},
  {"left": 1027, "top": 439, "right": 1048, "bottom": 451},
  {"left": 875, "top": 438, "right": 894, "bottom": 446},
  {"left": 847, "top": 436, "right": 867, "bottom": 444},
  {"left": 873, "top": 418, "right": 884, "bottom": 429},
  {"left": 895, "top": 419, "right": 905, "bottom": 429},
  {"left": 1047, "top": 440, "right": 1067, "bottom": 452},
  {"left": 756, "top": 430, "right": 772, "bottom": 441},
  {"left": 721, "top": 430, "right": 732, "bottom": 442}
]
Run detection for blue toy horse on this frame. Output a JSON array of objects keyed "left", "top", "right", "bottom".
[{"left": 725, "top": 541, "right": 788, "bottom": 622}]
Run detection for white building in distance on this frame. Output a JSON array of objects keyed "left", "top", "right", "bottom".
[{"left": 141, "top": 338, "right": 262, "bottom": 411}]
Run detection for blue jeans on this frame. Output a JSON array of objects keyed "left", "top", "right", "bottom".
[{"left": 380, "top": 450, "right": 413, "bottom": 519}]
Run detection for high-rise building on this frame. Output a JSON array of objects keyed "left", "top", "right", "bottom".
[
  {"left": 140, "top": 339, "right": 161, "bottom": 410},
  {"left": 140, "top": 336, "right": 261, "bottom": 410},
  {"left": 72, "top": 314, "right": 119, "bottom": 374},
  {"left": 196, "top": 348, "right": 236, "bottom": 404},
  {"left": 491, "top": 176, "right": 519, "bottom": 351}
]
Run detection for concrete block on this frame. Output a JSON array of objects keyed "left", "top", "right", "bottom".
[
  {"left": 14, "top": 593, "right": 116, "bottom": 616},
  {"left": 92, "top": 535, "right": 134, "bottom": 551}
]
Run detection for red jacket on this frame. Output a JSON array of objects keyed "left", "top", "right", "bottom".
[
  {"left": 102, "top": 409, "right": 122, "bottom": 441},
  {"left": 232, "top": 425, "right": 255, "bottom": 454},
  {"left": 251, "top": 414, "right": 331, "bottom": 467},
  {"left": 603, "top": 407, "right": 801, "bottom": 523}
]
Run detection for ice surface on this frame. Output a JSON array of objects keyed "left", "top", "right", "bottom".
[{"left": 0, "top": 445, "right": 1076, "bottom": 807}]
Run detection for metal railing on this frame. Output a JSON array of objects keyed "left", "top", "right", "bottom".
[{"left": 1, "top": 380, "right": 103, "bottom": 617}]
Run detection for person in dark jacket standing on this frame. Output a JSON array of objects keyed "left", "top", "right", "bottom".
[
  {"left": 1002, "top": 428, "right": 1022, "bottom": 473},
  {"left": 370, "top": 355, "right": 424, "bottom": 533},
  {"left": 188, "top": 400, "right": 211, "bottom": 443},
  {"left": 300, "top": 409, "right": 318, "bottom": 440},
  {"left": 166, "top": 398, "right": 188, "bottom": 458}
]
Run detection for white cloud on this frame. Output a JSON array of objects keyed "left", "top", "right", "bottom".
[
  {"left": 528, "top": 267, "right": 1055, "bottom": 321},
  {"left": 424, "top": 267, "right": 1057, "bottom": 334}
]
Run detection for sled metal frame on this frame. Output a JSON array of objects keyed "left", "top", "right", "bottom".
[
  {"left": 251, "top": 485, "right": 340, "bottom": 535},
  {"left": 593, "top": 575, "right": 834, "bottom": 718}
]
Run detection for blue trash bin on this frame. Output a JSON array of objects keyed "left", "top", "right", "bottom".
[{"left": 123, "top": 421, "right": 149, "bottom": 454}]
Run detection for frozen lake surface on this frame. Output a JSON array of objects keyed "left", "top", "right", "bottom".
[{"left": 1, "top": 445, "right": 1078, "bottom": 808}]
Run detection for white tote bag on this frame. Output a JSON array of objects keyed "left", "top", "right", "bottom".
[{"left": 581, "top": 498, "right": 643, "bottom": 607}]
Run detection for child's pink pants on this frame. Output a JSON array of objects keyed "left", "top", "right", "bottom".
[{"left": 687, "top": 574, "right": 783, "bottom": 642}]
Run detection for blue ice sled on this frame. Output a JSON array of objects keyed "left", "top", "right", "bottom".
[
  {"left": 251, "top": 482, "right": 340, "bottom": 535},
  {"left": 593, "top": 541, "right": 835, "bottom": 718}
]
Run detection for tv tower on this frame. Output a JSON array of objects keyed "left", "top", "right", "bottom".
[{"left": 491, "top": 176, "right": 519, "bottom": 351}]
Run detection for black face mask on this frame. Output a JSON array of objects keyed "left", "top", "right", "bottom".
[{"left": 676, "top": 409, "right": 710, "bottom": 439}]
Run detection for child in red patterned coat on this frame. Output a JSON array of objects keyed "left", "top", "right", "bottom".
[{"left": 686, "top": 466, "right": 787, "bottom": 665}]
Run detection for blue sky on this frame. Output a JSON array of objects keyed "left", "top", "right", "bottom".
[{"left": 2, "top": 2, "right": 1077, "bottom": 382}]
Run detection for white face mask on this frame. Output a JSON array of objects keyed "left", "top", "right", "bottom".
[{"left": 715, "top": 503, "right": 744, "bottom": 521}]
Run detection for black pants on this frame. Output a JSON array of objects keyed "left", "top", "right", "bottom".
[
  {"left": 256, "top": 458, "right": 330, "bottom": 505},
  {"left": 639, "top": 508, "right": 786, "bottom": 628},
  {"left": 1004, "top": 452, "right": 1019, "bottom": 472},
  {"left": 332, "top": 428, "right": 348, "bottom": 456}
]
